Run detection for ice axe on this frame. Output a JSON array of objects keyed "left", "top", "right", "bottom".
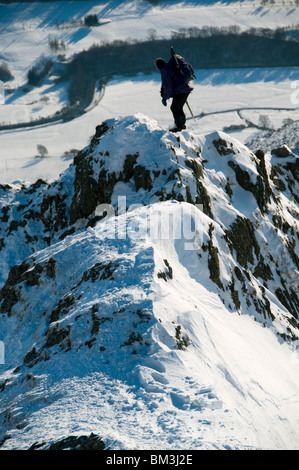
[{"left": 186, "top": 100, "right": 196, "bottom": 122}]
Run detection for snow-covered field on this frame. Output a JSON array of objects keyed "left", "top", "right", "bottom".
[{"left": 0, "top": 0, "right": 298, "bottom": 184}]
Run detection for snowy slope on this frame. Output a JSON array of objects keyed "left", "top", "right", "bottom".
[{"left": 0, "top": 113, "right": 299, "bottom": 450}]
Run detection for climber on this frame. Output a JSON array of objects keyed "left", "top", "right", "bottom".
[{"left": 155, "top": 51, "right": 195, "bottom": 132}]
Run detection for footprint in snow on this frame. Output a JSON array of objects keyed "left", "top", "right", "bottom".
[
  {"left": 170, "top": 389, "right": 223, "bottom": 411},
  {"left": 151, "top": 372, "right": 169, "bottom": 385}
]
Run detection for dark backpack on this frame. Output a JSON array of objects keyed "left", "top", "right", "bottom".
[{"left": 171, "top": 55, "right": 195, "bottom": 84}]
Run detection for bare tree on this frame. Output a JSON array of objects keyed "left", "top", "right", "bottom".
[
  {"left": 258, "top": 114, "right": 273, "bottom": 130},
  {"left": 37, "top": 144, "right": 48, "bottom": 158}
]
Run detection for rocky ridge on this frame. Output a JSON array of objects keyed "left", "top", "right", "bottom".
[{"left": 0, "top": 113, "right": 298, "bottom": 450}]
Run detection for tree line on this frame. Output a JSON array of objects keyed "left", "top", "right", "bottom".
[{"left": 59, "top": 28, "right": 299, "bottom": 108}]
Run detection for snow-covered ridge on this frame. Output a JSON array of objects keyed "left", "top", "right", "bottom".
[
  {"left": 0, "top": 113, "right": 298, "bottom": 450},
  {"left": 247, "top": 120, "right": 299, "bottom": 155}
]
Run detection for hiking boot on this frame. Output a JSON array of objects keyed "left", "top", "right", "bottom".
[{"left": 169, "top": 125, "right": 186, "bottom": 133}]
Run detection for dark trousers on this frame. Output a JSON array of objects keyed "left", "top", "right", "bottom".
[{"left": 170, "top": 93, "right": 190, "bottom": 129}]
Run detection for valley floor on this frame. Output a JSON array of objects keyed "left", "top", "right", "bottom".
[{"left": 1, "top": 66, "right": 298, "bottom": 184}]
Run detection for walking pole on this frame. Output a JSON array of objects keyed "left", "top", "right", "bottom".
[{"left": 186, "top": 100, "right": 196, "bottom": 123}]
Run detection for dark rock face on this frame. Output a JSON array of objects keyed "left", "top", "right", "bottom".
[
  {"left": 271, "top": 145, "right": 292, "bottom": 158},
  {"left": 28, "top": 433, "right": 105, "bottom": 450},
  {"left": 225, "top": 216, "right": 260, "bottom": 269}
]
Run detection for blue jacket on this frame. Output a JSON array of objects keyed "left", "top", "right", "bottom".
[{"left": 160, "top": 57, "right": 194, "bottom": 100}]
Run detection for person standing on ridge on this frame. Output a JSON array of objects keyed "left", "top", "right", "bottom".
[{"left": 155, "top": 50, "right": 195, "bottom": 132}]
